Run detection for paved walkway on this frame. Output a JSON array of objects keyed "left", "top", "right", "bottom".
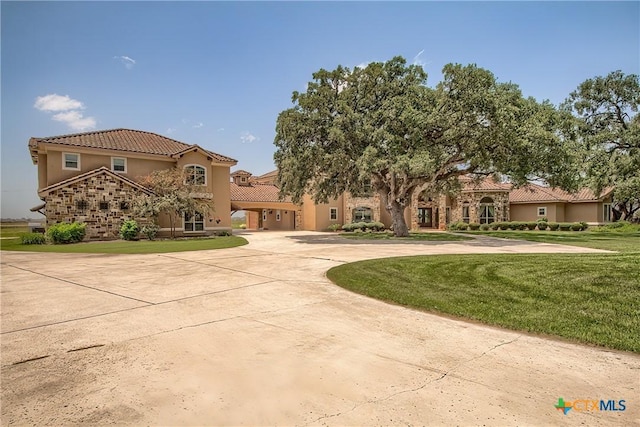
[{"left": 1, "top": 232, "right": 637, "bottom": 426}]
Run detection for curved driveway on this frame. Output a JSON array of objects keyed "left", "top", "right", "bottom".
[{"left": 1, "top": 231, "right": 638, "bottom": 425}]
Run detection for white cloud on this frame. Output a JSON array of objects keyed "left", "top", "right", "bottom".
[
  {"left": 355, "top": 62, "right": 371, "bottom": 69},
  {"left": 34, "top": 93, "right": 96, "bottom": 131},
  {"left": 34, "top": 94, "right": 84, "bottom": 112},
  {"left": 240, "top": 131, "right": 259, "bottom": 144},
  {"left": 193, "top": 122, "right": 203, "bottom": 128},
  {"left": 114, "top": 55, "right": 136, "bottom": 69},
  {"left": 166, "top": 127, "right": 177, "bottom": 134},
  {"left": 413, "top": 49, "right": 429, "bottom": 67},
  {"left": 216, "top": 127, "right": 225, "bottom": 132},
  {"left": 52, "top": 110, "right": 96, "bottom": 131}
]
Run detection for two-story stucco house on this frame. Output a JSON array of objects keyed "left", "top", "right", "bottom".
[{"left": 29, "top": 128, "right": 237, "bottom": 239}]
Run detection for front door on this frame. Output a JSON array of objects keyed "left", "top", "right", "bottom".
[{"left": 418, "top": 208, "right": 432, "bottom": 227}]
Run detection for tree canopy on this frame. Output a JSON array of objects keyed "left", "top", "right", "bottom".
[
  {"left": 563, "top": 70, "right": 640, "bottom": 221},
  {"left": 274, "top": 56, "right": 578, "bottom": 236}
]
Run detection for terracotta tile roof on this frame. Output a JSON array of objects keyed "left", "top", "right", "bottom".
[
  {"left": 509, "top": 184, "right": 614, "bottom": 203},
  {"left": 251, "top": 170, "right": 278, "bottom": 184},
  {"left": 38, "top": 166, "right": 153, "bottom": 196},
  {"left": 231, "top": 170, "right": 253, "bottom": 176},
  {"left": 230, "top": 182, "right": 291, "bottom": 203},
  {"left": 29, "top": 128, "right": 236, "bottom": 164}
]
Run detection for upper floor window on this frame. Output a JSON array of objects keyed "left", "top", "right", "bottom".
[
  {"left": 111, "top": 157, "right": 127, "bottom": 173},
  {"left": 63, "top": 153, "right": 80, "bottom": 170},
  {"left": 184, "top": 165, "right": 206, "bottom": 185}
]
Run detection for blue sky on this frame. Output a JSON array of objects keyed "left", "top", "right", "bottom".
[{"left": 1, "top": 1, "right": 638, "bottom": 218}]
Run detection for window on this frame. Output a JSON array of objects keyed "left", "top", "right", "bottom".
[
  {"left": 99, "top": 201, "right": 109, "bottom": 211},
  {"left": 184, "top": 165, "right": 206, "bottom": 185},
  {"left": 445, "top": 207, "right": 451, "bottom": 225},
  {"left": 184, "top": 211, "right": 204, "bottom": 232},
  {"left": 330, "top": 207, "right": 338, "bottom": 221},
  {"left": 276, "top": 210, "right": 281, "bottom": 221},
  {"left": 120, "top": 201, "right": 130, "bottom": 211},
  {"left": 111, "top": 157, "right": 127, "bottom": 173},
  {"left": 241, "top": 177, "right": 246, "bottom": 183},
  {"left": 603, "top": 203, "right": 612, "bottom": 222},
  {"left": 462, "top": 202, "right": 470, "bottom": 223},
  {"left": 63, "top": 153, "right": 80, "bottom": 170},
  {"left": 353, "top": 207, "right": 372, "bottom": 222},
  {"left": 76, "top": 200, "right": 88, "bottom": 213},
  {"left": 479, "top": 197, "right": 495, "bottom": 224},
  {"left": 537, "top": 207, "right": 547, "bottom": 217},
  {"left": 262, "top": 210, "right": 267, "bottom": 221}
]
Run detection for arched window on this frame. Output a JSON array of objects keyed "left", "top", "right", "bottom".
[
  {"left": 479, "top": 197, "right": 495, "bottom": 224},
  {"left": 353, "top": 207, "right": 373, "bottom": 223},
  {"left": 462, "top": 201, "right": 470, "bottom": 223},
  {"left": 184, "top": 165, "right": 206, "bottom": 185}
]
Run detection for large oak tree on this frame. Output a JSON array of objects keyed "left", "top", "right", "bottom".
[
  {"left": 274, "top": 57, "right": 578, "bottom": 236},
  {"left": 563, "top": 70, "right": 640, "bottom": 221}
]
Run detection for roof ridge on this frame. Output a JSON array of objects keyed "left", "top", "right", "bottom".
[{"left": 38, "top": 166, "right": 153, "bottom": 196}]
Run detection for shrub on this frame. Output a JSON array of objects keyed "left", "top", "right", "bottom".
[
  {"left": 47, "top": 222, "right": 86, "bottom": 244},
  {"left": 526, "top": 222, "right": 538, "bottom": 230},
  {"left": 327, "top": 223, "right": 342, "bottom": 232},
  {"left": 468, "top": 222, "right": 480, "bottom": 230},
  {"left": 120, "top": 220, "right": 140, "bottom": 241},
  {"left": 141, "top": 223, "right": 160, "bottom": 240},
  {"left": 479, "top": 224, "right": 490, "bottom": 231},
  {"left": 548, "top": 222, "right": 560, "bottom": 231},
  {"left": 448, "top": 221, "right": 467, "bottom": 231},
  {"left": 591, "top": 221, "right": 640, "bottom": 233},
  {"left": 570, "top": 222, "right": 584, "bottom": 231},
  {"left": 558, "top": 223, "right": 573, "bottom": 231},
  {"left": 214, "top": 230, "right": 232, "bottom": 236},
  {"left": 368, "top": 222, "right": 386, "bottom": 232},
  {"left": 239, "top": 224, "right": 247, "bottom": 230},
  {"left": 499, "top": 222, "right": 511, "bottom": 230},
  {"left": 537, "top": 221, "right": 548, "bottom": 231},
  {"left": 20, "top": 232, "right": 46, "bottom": 245},
  {"left": 580, "top": 222, "right": 589, "bottom": 230},
  {"left": 489, "top": 222, "right": 501, "bottom": 230}
]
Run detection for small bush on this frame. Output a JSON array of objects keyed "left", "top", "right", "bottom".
[
  {"left": 489, "top": 222, "right": 501, "bottom": 230},
  {"left": 214, "top": 230, "right": 232, "bottom": 237},
  {"left": 548, "top": 222, "right": 560, "bottom": 231},
  {"left": 468, "top": 222, "right": 480, "bottom": 230},
  {"left": 47, "top": 222, "right": 86, "bottom": 244},
  {"left": 479, "top": 223, "right": 490, "bottom": 231},
  {"left": 570, "top": 222, "right": 584, "bottom": 231},
  {"left": 328, "top": 223, "right": 342, "bottom": 232},
  {"left": 558, "top": 223, "right": 573, "bottom": 231},
  {"left": 537, "top": 221, "right": 548, "bottom": 231},
  {"left": 368, "top": 222, "right": 385, "bottom": 232},
  {"left": 525, "top": 222, "right": 538, "bottom": 230},
  {"left": 120, "top": 220, "right": 140, "bottom": 241},
  {"left": 141, "top": 223, "right": 160, "bottom": 240},
  {"left": 20, "top": 232, "right": 46, "bottom": 245},
  {"left": 448, "top": 221, "right": 467, "bottom": 231},
  {"left": 580, "top": 222, "right": 589, "bottom": 230},
  {"left": 239, "top": 224, "right": 247, "bottom": 230},
  {"left": 591, "top": 221, "right": 640, "bottom": 233},
  {"left": 499, "top": 222, "right": 511, "bottom": 230}
]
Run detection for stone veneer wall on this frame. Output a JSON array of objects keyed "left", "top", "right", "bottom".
[
  {"left": 448, "top": 191, "right": 510, "bottom": 224},
  {"left": 344, "top": 193, "right": 381, "bottom": 224},
  {"left": 44, "top": 173, "right": 150, "bottom": 240}
]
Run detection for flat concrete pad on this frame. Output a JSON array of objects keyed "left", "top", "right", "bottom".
[{"left": 1, "top": 231, "right": 638, "bottom": 426}]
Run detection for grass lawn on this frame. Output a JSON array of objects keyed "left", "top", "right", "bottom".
[
  {"left": 340, "top": 231, "right": 472, "bottom": 241},
  {"left": 464, "top": 230, "right": 640, "bottom": 253},
  {"left": 0, "top": 235, "right": 248, "bottom": 254},
  {"left": 328, "top": 233, "right": 640, "bottom": 353},
  {"left": 0, "top": 225, "right": 30, "bottom": 238}
]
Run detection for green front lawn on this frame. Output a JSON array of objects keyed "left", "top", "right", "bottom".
[
  {"left": 340, "top": 232, "right": 472, "bottom": 241},
  {"left": 328, "top": 252, "right": 640, "bottom": 352},
  {"left": 0, "top": 235, "right": 248, "bottom": 254},
  {"left": 464, "top": 231, "right": 640, "bottom": 253}
]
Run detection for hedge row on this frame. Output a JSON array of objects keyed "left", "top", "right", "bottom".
[
  {"left": 449, "top": 221, "right": 589, "bottom": 232},
  {"left": 342, "top": 222, "right": 386, "bottom": 232}
]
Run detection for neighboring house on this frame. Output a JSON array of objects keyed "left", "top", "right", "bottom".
[
  {"left": 231, "top": 171, "right": 615, "bottom": 231},
  {"left": 509, "top": 184, "right": 615, "bottom": 223},
  {"left": 29, "top": 128, "right": 237, "bottom": 239}
]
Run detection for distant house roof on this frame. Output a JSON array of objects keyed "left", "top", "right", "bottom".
[
  {"left": 509, "top": 183, "right": 614, "bottom": 204},
  {"left": 230, "top": 182, "right": 291, "bottom": 203},
  {"left": 231, "top": 169, "right": 252, "bottom": 176},
  {"left": 251, "top": 170, "right": 278, "bottom": 184},
  {"left": 38, "top": 166, "right": 153, "bottom": 197},
  {"left": 460, "top": 176, "right": 513, "bottom": 192},
  {"left": 29, "top": 128, "right": 236, "bottom": 164}
]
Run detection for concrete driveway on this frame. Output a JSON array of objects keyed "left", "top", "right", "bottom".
[{"left": 1, "top": 231, "right": 638, "bottom": 426}]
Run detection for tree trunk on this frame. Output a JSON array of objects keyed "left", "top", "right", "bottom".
[{"left": 389, "top": 200, "right": 409, "bottom": 237}]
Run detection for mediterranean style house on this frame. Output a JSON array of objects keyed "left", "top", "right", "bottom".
[
  {"left": 230, "top": 171, "right": 615, "bottom": 231},
  {"left": 29, "top": 128, "right": 615, "bottom": 239},
  {"left": 29, "top": 129, "right": 237, "bottom": 239}
]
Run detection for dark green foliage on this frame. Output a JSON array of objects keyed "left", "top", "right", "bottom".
[
  {"left": 468, "top": 222, "right": 480, "bottom": 230},
  {"left": 559, "top": 223, "right": 573, "bottom": 231},
  {"left": 479, "top": 224, "right": 490, "bottom": 231},
  {"left": 342, "top": 222, "right": 385, "bottom": 232},
  {"left": 20, "top": 232, "right": 46, "bottom": 245},
  {"left": 120, "top": 220, "right": 140, "bottom": 241},
  {"left": 537, "top": 221, "right": 548, "bottom": 231},
  {"left": 548, "top": 222, "right": 560, "bottom": 231},
  {"left": 46, "top": 222, "right": 86, "bottom": 244},
  {"left": 327, "top": 223, "right": 342, "bottom": 232},
  {"left": 571, "top": 222, "right": 584, "bottom": 231},
  {"left": 214, "top": 230, "right": 232, "bottom": 237},
  {"left": 526, "top": 222, "right": 538, "bottom": 230},
  {"left": 447, "top": 221, "right": 468, "bottom": 231}
]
